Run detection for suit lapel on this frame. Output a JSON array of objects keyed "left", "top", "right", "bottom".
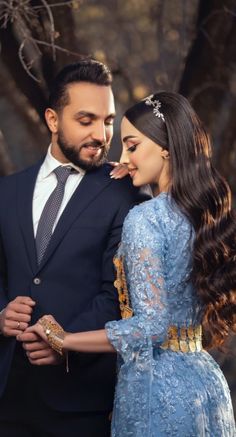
[
  {"left": 36, "top": 166, "right": 112, "bottom": 272},
  {"left": 17, "top": 160, "right": 44, "bottom": 274}
]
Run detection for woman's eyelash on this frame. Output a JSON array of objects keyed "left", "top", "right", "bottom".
[{"left": 127, "top": 144, "right": 138, "bottom": 152}]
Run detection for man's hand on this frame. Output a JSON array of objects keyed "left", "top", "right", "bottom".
[
  {"left": 0, "top": 296, "right": 35, "bottom": 337},
  {"left": 18, "top": 331, "right": 63, "bottom": 366}
]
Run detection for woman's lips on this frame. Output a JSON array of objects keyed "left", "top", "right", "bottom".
[{"left": 128, "top": 168, "right": 137, "bottom": 178}]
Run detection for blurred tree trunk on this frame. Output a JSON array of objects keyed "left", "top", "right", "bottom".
[
  {"left": 29, "top": 0, "right": 88, "bottom": 90},
  {"left": 0, "top": 61, "right": 49, "bottom": 172},
  {"left": 179, "top": 0, "right": 236, "bottom": 196},
  {"left": 0, "top": 23, "right": 47, "bottom": 122},
  {"left": 151, "top": 0, "right": 200, "bottom": 91}
]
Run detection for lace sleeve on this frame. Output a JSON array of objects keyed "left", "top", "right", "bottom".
[{"left": 106, "top": 205, "right": 169, "bottom": 362}]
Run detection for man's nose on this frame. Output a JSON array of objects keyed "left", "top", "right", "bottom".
[
  {"left": 120, "top": 149, "right": 129, "bottom": 164},
  {"left": 92, "top": 122, "right": 107, "bottom": 144}
]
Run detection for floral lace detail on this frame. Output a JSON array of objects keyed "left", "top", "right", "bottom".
[{"left": 106, "top": 193, "right": 236, "bottom": 437}]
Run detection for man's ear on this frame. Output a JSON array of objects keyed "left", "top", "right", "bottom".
[{"left": 45, "top": 108, "right": 59, "bottom": 133}]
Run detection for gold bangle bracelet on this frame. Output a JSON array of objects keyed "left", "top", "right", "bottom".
[
  {"left": 39, "top": 318, "right": 65, "bottom": 354},
  {"left": 39, "top": 317, "right": 69, "bottom": 372}
]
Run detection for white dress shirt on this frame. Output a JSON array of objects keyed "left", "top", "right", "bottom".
[{"left": 32, "top": 145, "right": 85, "bottom": 237}]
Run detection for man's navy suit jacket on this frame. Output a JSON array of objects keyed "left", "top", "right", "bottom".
[{"left": 0, "top": 160, "right": 149, "bottom": 412}]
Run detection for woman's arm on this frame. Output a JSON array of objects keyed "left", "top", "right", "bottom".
[
  {"left": 19, "top": 316, "right": 115, "bottom": 354},
  {"left": 64, "top": 329, "right": 115, "bottom": 353}
]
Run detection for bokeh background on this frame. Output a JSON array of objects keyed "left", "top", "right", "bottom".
[{"left": 0, "top": 0, "right": 235, "bottom": 413}]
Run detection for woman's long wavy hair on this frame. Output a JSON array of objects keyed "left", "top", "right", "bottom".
[{"left": 125, "top": 92, "right": 236, "bottom": 349}]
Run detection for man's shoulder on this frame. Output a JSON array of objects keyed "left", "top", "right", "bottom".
[{"left": 98, "top": 163, "right": 152, "bottom": 203}]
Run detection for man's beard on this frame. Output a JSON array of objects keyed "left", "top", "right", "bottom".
[{"left": 57, "top": 129, "right": 109, "bottom": 171}]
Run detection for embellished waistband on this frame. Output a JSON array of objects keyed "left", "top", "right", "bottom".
[{"left": 160, "top": 325, "right": 202, "bottom": 353}]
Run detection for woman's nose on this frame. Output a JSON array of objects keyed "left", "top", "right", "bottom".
[{"left": 120, "top": 149, "right": 129, "bottom": 164}]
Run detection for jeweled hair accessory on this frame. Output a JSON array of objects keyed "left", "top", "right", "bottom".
[{"left": 144, "top": 95, "right": 165, "bottom": 122}]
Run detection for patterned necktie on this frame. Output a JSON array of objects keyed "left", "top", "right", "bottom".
[{"left": 36, "top": 165, "right": 72, "bottom": 265}]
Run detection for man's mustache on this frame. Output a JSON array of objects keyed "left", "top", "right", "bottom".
[{"left": 81, "top": 141, "right": 107, "bottom": 149}]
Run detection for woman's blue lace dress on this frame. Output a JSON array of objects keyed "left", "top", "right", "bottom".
[{"left": 105, "top": 193, "right": 236, "bottom": 437}]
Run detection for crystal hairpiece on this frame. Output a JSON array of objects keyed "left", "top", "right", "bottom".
[{"left": 144, "top": 94, "right": 165, "bottom": 122}]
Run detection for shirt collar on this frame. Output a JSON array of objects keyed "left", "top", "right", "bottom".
[{"left": 40, "top": 144, "right": 86, "bottom": 180}]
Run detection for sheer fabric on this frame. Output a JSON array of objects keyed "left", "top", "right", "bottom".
[{"left": 106, "top": 193, "right": 235, "bottom": 437}]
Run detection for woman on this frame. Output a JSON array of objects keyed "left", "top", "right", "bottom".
[{"left": 23, "top": 92, "right": 236, "bottom": 436}]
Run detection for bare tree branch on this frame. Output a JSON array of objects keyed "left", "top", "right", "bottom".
[
  {"left": 40, "top": 0, "right": 56, "bottom": 61},
  {"left": 34, "top": 1, "right": 78, "bottom": 9},
  {"left": 0, "top": 0, "right": 82, "bottom": 81}
]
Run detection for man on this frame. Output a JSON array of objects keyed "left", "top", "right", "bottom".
[{"left": 0, "top": 60, "right": 148, "bottom": 437}]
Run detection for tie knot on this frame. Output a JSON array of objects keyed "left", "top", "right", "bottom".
[{"left": 54, "top": 166, "right": 72, "bottom": 184}]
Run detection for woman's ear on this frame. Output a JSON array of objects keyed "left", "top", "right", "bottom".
[
  {"left": 160, "top": 148, "right": 170, "bottom": 160},
  {"left": 45, "top": 108, "right": 59, "bottom": 134}
]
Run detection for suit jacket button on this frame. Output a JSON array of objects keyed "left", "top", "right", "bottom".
[{"left": 33, "top": 277, "right": 41, "bottom": 285}]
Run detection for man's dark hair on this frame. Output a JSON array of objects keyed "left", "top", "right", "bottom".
[{"left": 48, "top": 59, "right": 112, "bottom": 112}]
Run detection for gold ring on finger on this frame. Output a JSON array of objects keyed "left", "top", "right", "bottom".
[{"left": 17, "top": 321, "right": 20, "bottom": 329}]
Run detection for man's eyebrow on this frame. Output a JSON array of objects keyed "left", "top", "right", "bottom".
[
  {"left": 74, "top": 111, "right": 96, "bottom": 118},
  {"left": 74, "top": 111, "right": 116, "bottom": 119},
  {"left": 122, "top": 135, "right": 138, "bottom": 143}
]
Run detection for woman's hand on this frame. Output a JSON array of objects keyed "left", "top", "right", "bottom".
[
  {"left": 17, "top": 314, "right": 59, "bottom": 344},
  {"left": 109, "top": 162, "right": 129, "bottom": 179},
  {"left": 17, "top": 315, "right": 67, "bottom": 367},
  {"left": 29, "top": 320, "right": 48, "bottom": 341}
]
